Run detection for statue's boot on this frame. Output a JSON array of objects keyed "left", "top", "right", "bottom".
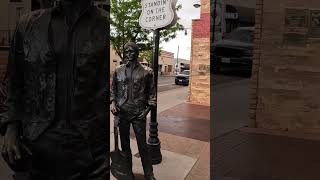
[{"left": 123, "top": 153, "right": 134, "bottom": 180}]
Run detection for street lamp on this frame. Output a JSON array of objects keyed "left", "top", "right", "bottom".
[
  {"left": 176, "top": 45, "right": 179, "bottom": 75},
  {"left": 193, "top": 1, "right": 201, "bottom": 8},
  {"left": 148, "top": 2, "right": 199, "bottom": 165}
]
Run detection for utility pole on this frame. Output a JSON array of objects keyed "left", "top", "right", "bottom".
[{"left": 176, "top": 45, "right": 179, "bottom": 74}]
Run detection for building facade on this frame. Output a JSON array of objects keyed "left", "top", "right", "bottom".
[
  {"left": 176, "top": 58, "right": 190, "bottom": 73},
  {"left": 159, "top": 50, "right": 175, "bottom": 75},
  {"left": 250, "top": 0, "right": 320, "bottom": 135},
  {"left": 189, "top": 0, "right": 210, "bottom": 106},
  {"left": 110, "top": 47, "right": 121, "bottom": 75}
]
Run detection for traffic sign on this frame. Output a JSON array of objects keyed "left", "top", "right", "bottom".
[{"left": 139, "top": 0, "right": 177, "bottom": 30}]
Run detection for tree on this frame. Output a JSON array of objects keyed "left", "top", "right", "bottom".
[{"left": 110, "top": 0, "right": 184, "bottom": 63}]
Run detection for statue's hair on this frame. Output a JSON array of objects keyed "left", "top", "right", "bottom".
[{"left": 124, "top": 42, "right": 139, "bottom": 53}]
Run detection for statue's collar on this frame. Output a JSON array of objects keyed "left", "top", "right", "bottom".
[
  {"left": 126, "top": 61, "right": 140, "bottom": 69},
  {"left": 52, "top": 1, "right": 95, "bottom": 18}
]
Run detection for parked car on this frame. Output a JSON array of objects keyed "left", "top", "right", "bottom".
[
  {"left": 175, "top": 70, "right": 190, "bottom": 86},
  {"left": 213, "top": 27, "right": 254, "bottom": 76}
]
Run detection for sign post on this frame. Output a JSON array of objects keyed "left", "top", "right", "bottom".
[{"left": 139, "top": 0, "right": 177, "bottom": 165}]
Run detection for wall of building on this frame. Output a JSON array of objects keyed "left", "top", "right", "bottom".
[
  {"left": 159, "top": 50, "right": 175, "bottom": 75},
  {"left": 177, "top": 58, "right": 190, "bottom": 73},
  {"left": 189, "top": 0, "right": 210, "bottom": 106},
  {"left": 110, "top": 47, "right": 121, "bottom": 75},
  {"left": 251, "top": 0, "right": 320, "bottom": 134}
]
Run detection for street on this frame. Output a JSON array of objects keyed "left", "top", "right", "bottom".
[
  {"left": 158, "top": 76, "right": 175, "bottom": 86},
  {"left": 158, "top": 75, "right": 186, "bottom": 92}
]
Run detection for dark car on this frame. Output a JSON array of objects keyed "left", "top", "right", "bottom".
[
  {"left": 175, "top": 70, "right": 190, "bottom": 86},
  {"left": 213, "top": 27, "right": 254, "bottom": 75}
]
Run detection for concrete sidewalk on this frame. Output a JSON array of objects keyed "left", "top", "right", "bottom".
[
  {"left": 212, "top": 79, "right": 250, "bottom": 138},
  {"left": 213, "top": 128, "right": 320, "bottom": 180},
  {"left": 110, "top": 87, "right": 210, "bottom": 180}
]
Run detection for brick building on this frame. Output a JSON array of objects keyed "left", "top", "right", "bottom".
[
  {"left": 110, "top": 47, "right": 121, "bottom": 75},
  {"left": 176, "top": 58, "right": 190, "bottom": 73},
  {"left": 189, "top": 0, "right": 210, "bottom": 106},
  {"left": 159, "top": 50, "right": 175, "bottom": 75},
  {"left": 250, "top": 0, "right": 320, "bottom": 135}
]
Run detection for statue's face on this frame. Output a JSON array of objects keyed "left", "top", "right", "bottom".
[{"left": 124, "top": 46, "right": 138, "bottom": 62}]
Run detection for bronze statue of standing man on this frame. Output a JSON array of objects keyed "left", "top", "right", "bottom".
[
  {"left": 0, "top": 0, "right": 109, "bottom": 179},
  {"left": 111, "top": 42, "right": 156, "bottom": 180}
]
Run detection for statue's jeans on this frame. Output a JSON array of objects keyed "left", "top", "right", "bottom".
[{"left": 118, "top": 113, "right": 154, "bottom": 177}]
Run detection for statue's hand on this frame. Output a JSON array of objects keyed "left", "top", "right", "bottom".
[
  {"left": 111, "top": 101, "right": 120, "bottom": 115},
  {"left": 138, "top": 107, "right": 151, "bottom": 120},
  {"left": 1, "top": 124, "right": 31, "bottom": 166}
]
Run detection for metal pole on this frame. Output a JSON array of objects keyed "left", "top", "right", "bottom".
[
  {"left": 148, "top": 29, "right": 162, "bottom": 165},
  {"left": 176, "top": 45, "right": 179, "bottom": 74},
  {"left": 212, "top": 0, "right": 217, "bottom": 44},
  {"left": 212, "top": 0, "right": 218, "bottom": 73},
  {"left": 7, "top": 0, "right": 10, "bottom": 46}
]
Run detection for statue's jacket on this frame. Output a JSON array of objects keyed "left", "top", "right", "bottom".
[
  {"left": 0, "top": 7, "right": 109, "bottom": 143},
  {"left": 110, "top": 63, "right": 156, "bottom": 115}
]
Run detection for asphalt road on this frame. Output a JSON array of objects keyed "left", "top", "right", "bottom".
[
  {"left": 157, "top": 76, "right": 186, "bottom": 92},
  {"left": 158, "top": 76, "right": 175, "bottom": 86}
]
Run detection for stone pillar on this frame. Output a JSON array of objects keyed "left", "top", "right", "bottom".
[
  {"left": 189, "top": 0, "right": 210, "bottom": 106},
  {"left": 249, "top": 0, "right": 264, "bottom": 128}
]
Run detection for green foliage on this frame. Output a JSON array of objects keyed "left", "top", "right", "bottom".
[{"left": 110, "top": 0, "right": 184, "bottom": 62}]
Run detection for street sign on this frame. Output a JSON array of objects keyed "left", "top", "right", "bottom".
[
  {"left": 139, "top": 0, "right": 178, "bottom": 164},
  {"left": 139, "top": 0, "right": 177, "bottom": 30}
]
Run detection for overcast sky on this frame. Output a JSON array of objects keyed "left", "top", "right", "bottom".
[{"left": 160, "top": 0, "right": 201, "bottom": 60}]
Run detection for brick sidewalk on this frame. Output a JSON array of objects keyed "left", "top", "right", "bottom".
[
  {"left": 213, "top": 128, "right": 320, "bottom": 180},
  {"left": 157, "top": 103, "right": 210, "bottom": 179},
  {"left": 157, "top": 103, "right": 210, "bottom": 142}
]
